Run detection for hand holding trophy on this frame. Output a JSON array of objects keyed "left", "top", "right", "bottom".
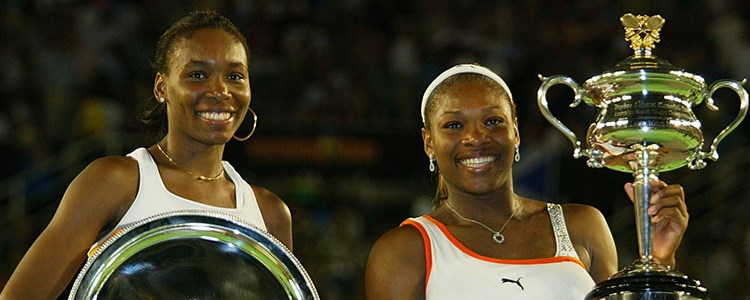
[{"left": 538, "top": 13, "right": 748, "bottom": 299}]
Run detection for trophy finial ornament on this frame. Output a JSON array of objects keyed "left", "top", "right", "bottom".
[{"left": 621, "top": 13, "right": 665, "bottom": 53}]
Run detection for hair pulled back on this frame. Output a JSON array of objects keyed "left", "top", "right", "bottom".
[{"left": 139, "top": 10, "right": 250, "bottom": 137}]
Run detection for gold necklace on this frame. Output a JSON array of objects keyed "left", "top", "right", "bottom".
[
  {"left": 156, "top": 143, "right": 224, "bottom": 181},
  {"left": 445, "top": 200, "right": 522, "bottom": 244}
]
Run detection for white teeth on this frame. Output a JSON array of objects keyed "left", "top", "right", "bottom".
[
  {"left": 199, "top": 112, "right": 231, "bottom": 121},
  {"left": 459, "top": 156, "right": 496, "bottom": 168}
]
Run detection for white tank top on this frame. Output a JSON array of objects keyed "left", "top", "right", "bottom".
[
  {"left": 404, "top": 203, "right": 595, "bottom": 300},
  {"left": 88, "top": 148, "right": 267, "bottom": 257},
  {"left": 115, "top": 147, "right": 267, "bottom": 229}
]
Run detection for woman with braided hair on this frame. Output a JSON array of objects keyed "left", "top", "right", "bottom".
[{"left": 1, "top": 10, "right": 291, "bottom": 299}]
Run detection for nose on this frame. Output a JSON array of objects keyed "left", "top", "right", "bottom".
[
  {"left": 207, "top": 78, "right": 231, "bottom": 100},
  {"left": 462, "top": 123, "right": 489, "bottom": 146}
]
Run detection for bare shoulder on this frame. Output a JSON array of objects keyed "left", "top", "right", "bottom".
[
  {"left": 365, "top": 223, "right": 426, "bottom": 300},
  {"left": 61, "top": 155, "right": 139, "bottom": 215},
  {"left": 44, "top": 155, "right": 140, "bottom": 237},
  {"left": 368, "top": 224, "right": 425, "bottom": 264},
  {"left": 559, "top": 203, "right": 612, "bottom": 241},
  {"left": 83, "top": 155, "right": 139, "bottom": 180},
  {"left": 559, "top": 203, "right": 607, "bottom": 225},
  {"left": 68, "top": 155, "right": 140, "bottom": 189},
  {"left": 252, "top": 186, "right": 289, "bottom": 214},
  {"left": 559, "top": 203, "right": 617, "bottom": 281},
  {"left": 251, "top": 186, "right": 292, "bottom": 249}
]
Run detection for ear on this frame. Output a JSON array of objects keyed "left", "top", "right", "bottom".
[
  {"left": 421, "top": 127, "right": 433, "bottom": 158},
  {"left": 153, "top": 73, "right": 167, "bottom": 101}
]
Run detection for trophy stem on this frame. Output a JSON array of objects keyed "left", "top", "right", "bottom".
[
  {"left": 631, "top": 144, "right": 659, "bottom": 263},
  {"left": 585, "top": 143, "right": 708, "bottom": 299}
]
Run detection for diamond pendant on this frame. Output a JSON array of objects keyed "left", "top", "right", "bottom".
[{"left": 492, "top": 232, "right": 506, "bottom": 244}]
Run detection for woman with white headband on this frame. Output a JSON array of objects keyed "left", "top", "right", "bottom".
[{"left": 364, "top": 64, "right": 688, "bottom": 299}]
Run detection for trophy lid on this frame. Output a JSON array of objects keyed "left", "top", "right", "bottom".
[{"left": 582, "top": 14, "right": 706, "bottom": 106}]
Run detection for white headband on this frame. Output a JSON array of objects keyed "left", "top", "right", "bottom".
[{"left": 420, "top": 64, "right": 513, "bottom": 124}]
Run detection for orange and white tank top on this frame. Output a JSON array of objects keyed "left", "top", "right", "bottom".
[
  {"left": 115, "top": 147, "right": 267, "bottom": 229},
  {"left": 403, "top": 203, "right": 595, "bottom": 300}
]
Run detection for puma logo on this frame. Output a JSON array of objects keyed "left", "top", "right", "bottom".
[{"left": 501, "top": 277, "right": 524, "bottom": 290}]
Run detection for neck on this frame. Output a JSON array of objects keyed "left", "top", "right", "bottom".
[
  {"left": 157, "top": 138, "right": 225, "bottom": 176},
  {"left": 444, "top": 192, "right": 520, "bottom": 221},
  {"left": 445, "top": 184, "right": 517, "bottom": 210}
]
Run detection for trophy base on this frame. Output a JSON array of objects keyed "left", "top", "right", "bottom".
[{"left": 585, "top": 260, "right": 709, "bottom": 300}]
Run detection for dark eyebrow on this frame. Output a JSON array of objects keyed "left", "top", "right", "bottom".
[
  {"left": 186, "top": 60, "right": 209, "bottom": 67},
  {"left": 185, "top": 60, "right": 248, "bottom": 71},
  {"left": 228, "top": 62, "right": 248, "bottom": 71},
  {"left": 482, "top": 106, "right": 502, "bottom": 112},
  {"left": 441, "top": 105, "right": 502, "bottom": 115}
]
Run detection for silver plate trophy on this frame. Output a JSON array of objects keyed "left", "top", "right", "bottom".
[
  {"left": 68, "top": 210, "right": 320, "bottom": 300},
  {"left": 538, "top": 13, "right": 748, "bottom": 299}
]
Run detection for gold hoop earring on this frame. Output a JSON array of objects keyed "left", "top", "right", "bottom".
[{"left": 233, "top": 107, "right": 257, "bottom": 141}]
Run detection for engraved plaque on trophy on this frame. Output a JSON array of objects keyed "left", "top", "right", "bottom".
[{"left": 537, "top": 13, "right": 748, "bottom": 299}]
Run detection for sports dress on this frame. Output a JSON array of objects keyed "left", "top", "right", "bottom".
[
  {"left": 89, "top": 147, "right": 266, "bottom": 255},
  {"left": 403, "top": 203, "right": 595, "bottom": 299}
]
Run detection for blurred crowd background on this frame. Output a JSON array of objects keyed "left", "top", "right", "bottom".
[{"left": 1, "top": 0, "right": 749, "bottom": 299}]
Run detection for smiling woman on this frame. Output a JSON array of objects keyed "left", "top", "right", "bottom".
[
  {"left": 364, "top": 64, "right": 691, "bottom": 300},
  {"left": 0, "top": 10, "right": 294, "bottom": 299}
]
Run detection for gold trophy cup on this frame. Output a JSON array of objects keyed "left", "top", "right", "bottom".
[{"left": 537, "top": 14, "right": 748, "bottom": 299}]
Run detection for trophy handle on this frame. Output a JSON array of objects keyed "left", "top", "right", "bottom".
[
  {"left": 688, "top": 79, "right": 749, "bottom": 169},
  {"left": 537, "top": 75, "right": 601, "bottom": 165}
]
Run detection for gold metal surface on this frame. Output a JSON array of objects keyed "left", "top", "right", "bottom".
[{"left": 621, "top": 13, "right": 665, "bottom": 52}]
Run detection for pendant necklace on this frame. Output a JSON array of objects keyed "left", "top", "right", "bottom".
[
  {"left": 156, "top": 143, "right": 224, "bottom": 181},
  {"left": 445, "top": 200, "right": 522, "bottom": 245}
]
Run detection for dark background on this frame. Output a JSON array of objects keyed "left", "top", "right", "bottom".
[{"left": 1, "top": 0, "right": 749, "bottom": 299}]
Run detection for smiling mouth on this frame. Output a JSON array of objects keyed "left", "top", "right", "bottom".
[
  {"left": 198, "top": 112, "right": 233, "bottom": 122},
  {"left": 458, "top": 156, "right": 497, "bottom": 168}
]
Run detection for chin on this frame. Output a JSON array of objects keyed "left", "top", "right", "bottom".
[
  {"left": 459, "top": 184, "right": 500, "bottom": 196},
  {"left": 200, "top": 134, "right": 234, "bottom": 145}
]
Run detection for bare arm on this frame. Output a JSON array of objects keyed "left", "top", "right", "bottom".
[
  {"left": 254, "top": 186, "right": 293, "bottom": 250},
  {"left": 564, "top": 204, "right": 618, "bottom": 283},
  {"left": 1, "top": 157, "right": 137, "bottom": 300},
  {"left": 365, "top": 225, "right": 426, "bottom": 300}
]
